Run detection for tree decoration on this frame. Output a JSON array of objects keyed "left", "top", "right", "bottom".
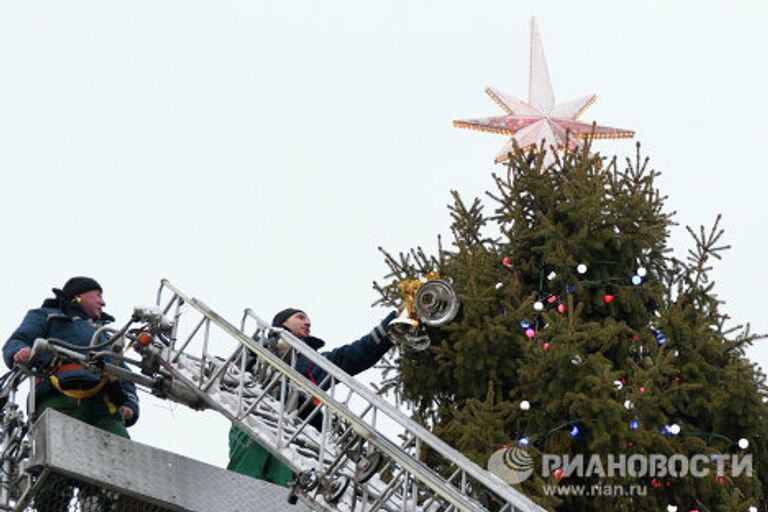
[
  {"left": 373, "top": 144, "right": 767, "bottom": 509},
  {"left": 452, "top": 18, "right": 634, "bottom": 165}
]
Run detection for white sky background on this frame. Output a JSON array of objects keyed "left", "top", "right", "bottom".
[{"left": 0, "top": 1, "right": 766, "bottom": 468}]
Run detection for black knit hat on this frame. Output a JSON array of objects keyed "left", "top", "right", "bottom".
[
  {"left": 61, "top": 276, "right": 102, "bottom": 299},
  {"left": 272, "top": 308, "right": 305, "bottom": 327}
]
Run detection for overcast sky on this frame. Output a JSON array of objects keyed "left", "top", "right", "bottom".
[{"left": 1, "top": 1, "right": 765, "bottom": 467}]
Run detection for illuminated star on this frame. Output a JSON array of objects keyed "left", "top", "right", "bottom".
[{"left": 454, "top": 18, "right": 634, "bottom": 165}]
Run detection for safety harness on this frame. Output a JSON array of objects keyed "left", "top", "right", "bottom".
[{"left": 43, "top": 363, "right": 117, "bottom": 414}]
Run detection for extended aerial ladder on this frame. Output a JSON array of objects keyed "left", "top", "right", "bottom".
[{"left": 0, "top": 280, "right": 547, "bottom": 512}]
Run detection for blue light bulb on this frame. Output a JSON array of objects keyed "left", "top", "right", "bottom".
[
  {"left": 518, "top": 437, "right": 529, "bottom": 447},
  {"left": 569, "top": 425, "right": 580, "bottom": 438},
  {"left": 630, "top": 420, "right": 639, "bottom": 430},
  {"left": 631, "top": 275, "right": 643, "bottom": 286},
  {"left": 520, "top": 320, "right": 531, "bottom": 329}
]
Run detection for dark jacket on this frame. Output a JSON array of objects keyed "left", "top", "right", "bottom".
[
  {"left": 295, "top": 311, "right": 397, "bottom": 387},
  {"left": 3, "top": 293, "right": 140, "bottom": 426}
]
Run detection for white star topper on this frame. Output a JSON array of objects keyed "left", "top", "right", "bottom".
[{"left": 454, "top": 18, "right": 634, "bottom": 165}]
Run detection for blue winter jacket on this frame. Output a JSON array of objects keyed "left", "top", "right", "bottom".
[
  {"left": 3, "top": 295, "right": 140, "bottom": 426},
  {"left": 294, "top": 311, "right": 397, "bottom": 386}
]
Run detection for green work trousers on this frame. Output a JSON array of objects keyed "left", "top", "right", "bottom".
[
  {"left": 227, "top": 425, "right": 293, "bottom": 487},
  {"left": 36, "top": 392, "right": 130, "bottom": 439}
]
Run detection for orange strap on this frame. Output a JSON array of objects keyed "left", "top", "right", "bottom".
[
  {"left": 56, "top": 362, "right": 86, "bottom": 373},
  {"left": 35, "top": 363, "right": 88, "bottom": 384}
]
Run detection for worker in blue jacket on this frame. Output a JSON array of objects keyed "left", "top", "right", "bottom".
[
  {"left": 228, "top": 307, "right": 396, "bottom": 487},
  {"left": 3, "top": 277, "right": 140, "bottom": 437}
]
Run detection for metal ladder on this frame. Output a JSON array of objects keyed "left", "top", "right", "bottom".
[
  {"left": 147, "top": 280, "right": 545, "bottom": 512},
  {"left": 0, "top": 280, "right": 547, "bottom": 512}
]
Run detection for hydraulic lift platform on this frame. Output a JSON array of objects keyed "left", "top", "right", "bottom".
[{"left": 13, "top": 409, "right": 310, "bottom": 512}]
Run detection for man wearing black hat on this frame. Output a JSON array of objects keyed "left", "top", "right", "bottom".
[
  {"left": 227, "top": 307, "right": 396, "bottom": 486},
  {"left": 3, "top": 277, "right": 140, "bottom": 437}
]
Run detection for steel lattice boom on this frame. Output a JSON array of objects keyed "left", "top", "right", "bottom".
[{"left": 0, "top": 280, "right": 547, "bottom": 512}]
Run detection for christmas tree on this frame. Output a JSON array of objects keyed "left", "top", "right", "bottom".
[{"left": 374, "top": 143, "right": 767, "bottom": 511}]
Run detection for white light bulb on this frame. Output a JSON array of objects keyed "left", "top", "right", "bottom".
[
  {"left": 669, "top": 424, "right": 681, "bottom": 435},
  {"left": 533, "top": 301, "right": 544, "bottom": 311},
  {"left": 667, "top": 506, "right": 678, "bottom": 512},
  {"left": 637, "top": 267, "right": 647, "bottom": 277},
  {"left": 738, "top": 438, "right": 749, "bottom": 449},
  {"left": 613, "top": 380, "right": 623, "bottom": 390},
  {"left": 577, "top": 264, "right": 588, "bottom": 274},
  {"left": 495, "top": 282, "right": 504, "bottom": 289},
  {"left": 623, "top": 400, "right": 633, "bottom": 410},
  {"left": 547, "top": 271, "right": 557, "bottom": 280},
  {"left": 520, "top": 400, "right": 530, "bottom": 411}
]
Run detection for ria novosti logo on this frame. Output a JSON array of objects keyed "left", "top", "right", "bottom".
[
  {"left": 487, "top": 447, "right": 534, "bottom": 484},
  {"left": 488, "top": 448, "right": 753, "bottom": 482}
]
